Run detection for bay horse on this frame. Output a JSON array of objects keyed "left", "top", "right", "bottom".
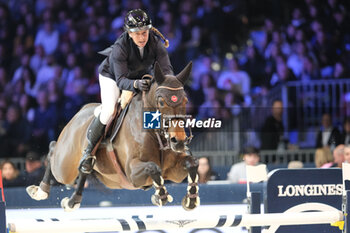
[{"left": 26, "top": 62, "right": 200, "bottom": 211}]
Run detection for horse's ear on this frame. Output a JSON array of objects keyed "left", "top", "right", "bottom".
[
  {"left": 176, "top": 61, "right": 192, "bottom": 85},
  {"left": 154, "top": 62, "right": 165, "bottom": 84}
]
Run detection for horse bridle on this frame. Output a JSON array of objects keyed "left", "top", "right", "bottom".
[{"left": 150, "top": 85, "right": 194, "bottom": 151}]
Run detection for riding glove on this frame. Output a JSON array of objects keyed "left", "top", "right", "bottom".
[{"left": 134, "top": 79, "right": 150, "bottom": 91}]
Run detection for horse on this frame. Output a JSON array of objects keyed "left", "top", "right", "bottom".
[{"left": 26, "top": 62, "right": 200, "bottom": 211}]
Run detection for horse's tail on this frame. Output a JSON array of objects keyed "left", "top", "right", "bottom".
[{"left": 47, "top": 141, "right": 56, "bottom": 160}]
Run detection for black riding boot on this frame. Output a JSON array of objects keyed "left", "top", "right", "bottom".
[{"left": 79, "top": 116, "right": 105, "bottom": 174}]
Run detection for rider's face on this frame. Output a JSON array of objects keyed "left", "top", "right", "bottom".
[{"left": 128, "top": 29, "right": 149, "bottom": 48}]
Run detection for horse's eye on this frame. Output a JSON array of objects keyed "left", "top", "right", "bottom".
[{"left": 159, "top": 99, "right": 164, "bottom": 107}]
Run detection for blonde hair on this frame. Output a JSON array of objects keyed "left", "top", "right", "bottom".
[
  {"left": 151, "top": 27, "right": 169, "bottom": 48},
  {"left": 288, "top": 161, "right": 304, "bottom": 169},
  {"left": 314, "top": 147, "right": 333, "bottom": 168}
]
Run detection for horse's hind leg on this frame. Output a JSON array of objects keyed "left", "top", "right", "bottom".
[
  {"left": 181, "top": 150, "right": 200, "bottom": 211},
  {"left": 26, "top": 141, "right": 56, "bottom": 201},
  {"left": 61, "top": 173, "right": 87, "bottom": 212},
  {"left": 129, "top": 160, "right": 173, "bottom": 206}
]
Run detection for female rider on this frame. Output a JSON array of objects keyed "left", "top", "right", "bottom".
[{"left": 79, "top": 9, "right": 173, "bottom": 174}]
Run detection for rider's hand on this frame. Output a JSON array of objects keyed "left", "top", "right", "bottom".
[{"left": 134, "top": 79, "right": 150, "bottom": 91}]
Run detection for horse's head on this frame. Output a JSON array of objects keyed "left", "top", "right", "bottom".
[{"left": 147, "top": 62, "right": 192, "bottom": 153}]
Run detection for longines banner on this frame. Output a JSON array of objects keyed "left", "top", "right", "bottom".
[{"left": 266, "top": 168, "right": 342, "bottom": 233}]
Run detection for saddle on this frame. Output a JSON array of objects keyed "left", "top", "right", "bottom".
[
  {"left": 105, "top": 90, "right": 135, "bottom": 142},
  {"left": 91, "top": 77, "right": 151, "bottom": 189},
  {"left": 90, "top": 91, "right": 136, "bottom": 189}
]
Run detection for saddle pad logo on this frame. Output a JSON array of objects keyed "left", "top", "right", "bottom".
[
  {"left": 171, "top": 95, "right": 178, "bottom": 102},
  {"left": 143, "top": 110, "right": 161, "bottom": 129}
]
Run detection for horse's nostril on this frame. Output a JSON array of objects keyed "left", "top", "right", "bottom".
[{"left": 170, "top": 137, "right": 177, "bottom": 143}]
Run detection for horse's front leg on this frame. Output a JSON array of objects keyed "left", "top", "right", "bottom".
[
  {"left": 180, "top": 151, "right": 200, "bottom": 210},
  {"left": 61, "top": 172, "right": 87, "bottom": 212},
  {"left": 129, "top": 160, "right": 173, "bottom": 206}
]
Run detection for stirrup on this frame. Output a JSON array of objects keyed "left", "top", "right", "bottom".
[{"left": 79, "top": 155, "right": 96, "bottom": 174}]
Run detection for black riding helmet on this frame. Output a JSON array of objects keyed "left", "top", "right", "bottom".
[{"left": 124, "top": 9, "right": 152, "bottom": 32}]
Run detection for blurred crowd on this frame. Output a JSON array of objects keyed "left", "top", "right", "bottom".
[{"left": 0, "top": 0, "right": 349, "bottom": 161}]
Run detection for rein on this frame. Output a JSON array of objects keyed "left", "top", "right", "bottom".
[{"left": 142, "top": 90, "right": 171, "bottom": 151}]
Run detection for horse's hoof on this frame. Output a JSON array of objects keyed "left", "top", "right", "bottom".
[
  {"left": 151, "top": 194, "right": 173, "bottom": 207},
  {"left": 26, "top": 185, "right": 49, "bottom": 201},
  {"left": 181, "top": 196, "right": 200, "bottom": 211},
  {"left": 61, "top": 197, "right": 80, "bottom": 212},
  {"left": 151, "top": 194, "right": 162, "bottom": 206}
]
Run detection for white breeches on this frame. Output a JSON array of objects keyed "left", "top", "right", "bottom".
[{"left": 97, "top": 74, "right": 120, "bottom": 125}]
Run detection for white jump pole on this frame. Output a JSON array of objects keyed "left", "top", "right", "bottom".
[{"left": 8, "top": 211, "right": 343, "bottom": 233}]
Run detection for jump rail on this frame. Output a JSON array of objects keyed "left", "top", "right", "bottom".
[
  {"left": 7, "top": 211, "right": 343, "bottom": 233},
  {"left": 5, "top": 163, "right": 350, "bottom": 233}
]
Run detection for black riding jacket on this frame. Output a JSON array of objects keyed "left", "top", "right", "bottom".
[{"left": 98, "top": 31, "right": 174, "bottom": 91}]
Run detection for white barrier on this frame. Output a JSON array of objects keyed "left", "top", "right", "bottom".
[
  {"left": 8, "top": 164, "right": 350, "bottom": 233},
  {"left": 8, "top": 210, "right": 343, "bottom": 233}
]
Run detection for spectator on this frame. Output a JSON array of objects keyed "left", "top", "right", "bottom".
[
  {"left": 224, "top": 92, "right": 242, "bottom": 116},
  {"left": 47, "top": 78, "right": 62, "bottom": 108},
  {"left": 333, "top": 61, "right": 348, "bottom": 79},
  {"left": 21, "top": 151, "right": 46, "bottom": 186},
  {"left": 174, "top": 12, "right": 201, "bottom": 69},
  {"left": 34, "top": 21, "right": 59, "bottom": 55},
  {"left": 0, "top": 160, "right": 23, "bottom": 187},
  {"left": 242, "top": 44, "right": 267, "bottom": 88},
  {"left": 10, "top": 53, "right": 32, "bottom": 86},
  {"left": 322, "top": 144, "right": 345, "bottom": 168},
  {"left": 190, "top": 73, "right": 216, "bottom": 107},
  {"left": 287, "top": 42, "right": 308, "bottom": 78},
  {"left": 0, "top": 67, "right": 9, "bottom": 95},
  {"left": 80, "top": 41, "right": 99, "bottom": 76},
  {"left": 291, "top": 8, "right": 306, "bottom": 28},
  {"left": 260, "top": 99, "right": 285, "bottom": 150},
  {"left": 197, "top": 87, "right": 221, "bottom": 120},
  {"left": 54, "top": 41, "right": 73, "bottom": 68},
  {"left": 13, "top": 24, "right": 34, "bottom": 52},
  {"left": 300, "top": 55, "right": 319, "bottom": 81},
  {"left": 190, "top": 55, "right": 215, "bottom": 91},
  {"left": 341, "top": 118, "right": 350, "bottom": 144},
  {"left": 21, "top": 66, "right": 36, "bottom": 97},
  {"left": 217, "top": 57, "right": 251, "bottom": 97},
  {"left": 316, "top": 113, "right": 342, "bottom": 149},
  {"left": 87, "top": 23, "right": 105, "bottom": 53},
  {"left": 32, "top": 55, "right": 56, "bottom": 96},
  {"left": 333, "top": 144, "right": 345, "bottom": 168},
  {"left": 62, "top": 66, "right": 89, "bottom": 123},
  {"left": 30, "top": 45, "right": 46, "bottom": 75},
  {"left": 197, "top": 156, "right": 217, "bottom": 184},
  {"left": 287, "top": 160, "right": 304, "bottom": 169},
  {"left": 311, "top": 29, "right": 336, "bottom": 78},
  {"left": 29, "top": 89, "right": 58, "bottom": 153},
  {"left": 159, "top": 11, "right": 181, "bottom": 56},
  {"left": 0, "top": 107, "right": 5, "bottom": 139},
  {"left": 344, "top": 144, "right": 350, "bottom": 163},
  {"left": 196, "top": 0, "right": 221, "bottom": 55},
  {"left": 0, "top": 104, "right": 31, "bottom": 158},
  {"left": 264, "top": 30, "right": 291, "bottom": 59},
  {"left": 227, "top": 146, "right": 263, "bottom": 183},
  {"left": 264, "top": 43, "right": 282, "bottom": 81},
  {"left": 270, "top": 58, "right": 296, "bottom": 88},
  {"left": 63, "top": 66, "right": 89, "bottom": 100},
  {"left": 18, "top": 93, "right": 35, "bottom": 122},
  {"left": 315, "top": 147, "right": 333, "bottom": 168}
]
